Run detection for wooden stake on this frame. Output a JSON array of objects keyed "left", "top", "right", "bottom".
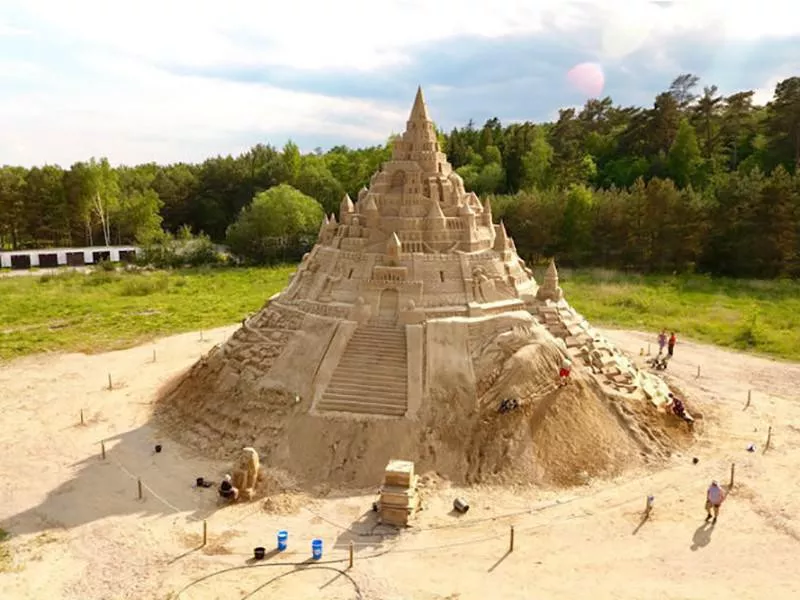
[
  {"left": 107, "top": 373, "right": 113, "bottom": 390},
  {"left": 645, "top": 495, "right": 654, "bottom": 517},
  {"left": 348, "top": 541, "right": 354, "bottom": 569},
  {"left": 696, "top": 365, "right": 701, "bottom": 378},
  {"left": 730, "top": 463, "right": 735, "bottom": 488},
  {"left": 80, "top": 409, "right": 85, "bottom": 425},
  {"left": 509, "top": 525, "right": 515, "bottom": 552},
  {"left": 101, "top": 440, "right": 106, "bottom": 460},
  {"left": 137, "top": 478, "right": 143, "bottom": 500},
  {"left": 202, "top": 520, "right": 208, "bottom": 546},
  {"left": 745, "top": 390, "right": 751, "bottom": 409},
  {"left": 647, "top": 343, "right": 651, "bottom": 355},
  {"left": 766, "top": 426, "right": 772, "bottom": 450},
  {"left": 152, "top": 349, "right": 156, "bottom": 363},
  {"left": 200, "top": 331, "right": 204, "bottom": 341}
]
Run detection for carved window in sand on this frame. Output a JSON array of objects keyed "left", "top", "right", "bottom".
[{"left": 391, "top": 170, "right": 406, "bottom": 191}]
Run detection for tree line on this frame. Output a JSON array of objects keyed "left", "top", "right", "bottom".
[{"left": 1, "top": 74, "right": 798, "bottom": 277}]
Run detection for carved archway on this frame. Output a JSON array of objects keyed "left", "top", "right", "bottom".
[
  {"left": 378, "top": 288, "right": 399, "bottom": 321},
  {"left": 391, "top": 170, "right": 406, "bottom": 191}
]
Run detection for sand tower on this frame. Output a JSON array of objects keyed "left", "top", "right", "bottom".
[{"left": 160, "top": 88, "right": 690, "bottom": 487}]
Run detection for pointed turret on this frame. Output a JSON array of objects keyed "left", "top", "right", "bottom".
[
  {"left": 364, "top": 195, "right": 378, "bottom": 212},
  {"left": 387, "top": 232, "right": 402, "bottom": 263},
  {"left": 482, "top": 196, "right": 493, "bottom": 226},
  {"left": 427, "top": 198, "right": 446, "bottom": 232},
  {"left": 339, "top": 193, "right": 354, "bottom": 222},
  {"left": 358, "top": 186, "right": 369, "bottom": 202},
  {"left": 329, "top": 213, "right": 338, "bottom": 226},
  {"left": 494, "top": 220, "right": 509, "bottom": 251},
  {"left": 428, "top": 199, "right": 445, "bottom": 218},
  {"left": 545, "top": 258, "right": 559, "bottom": 284},
  {"left": 317, "top": 215, "right": 328, "bottom": 242},
  {"left": 537, "top": 258, "right": 564, "bottom": 302},
  {"left": 409, "top": 85, "right": 431, "bottom": 123}
]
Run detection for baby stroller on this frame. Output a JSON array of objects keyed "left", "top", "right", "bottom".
[{"left": 647, "top": 354, "right": 669, "bottom": 370}]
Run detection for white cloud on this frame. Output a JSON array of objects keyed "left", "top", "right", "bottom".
[
  {"left": 1, "top": 0, "right": 798, "bottom": 166},
  {"left": 752, "top": 75, "right": 783, "bottom": 106},
  {"left": 0, "top": 54, "right": 405, "bottom": 167}
]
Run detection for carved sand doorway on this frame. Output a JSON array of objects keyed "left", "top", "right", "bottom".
[{"left": 378, "top": 288, "right": 399, "bottom": 321}]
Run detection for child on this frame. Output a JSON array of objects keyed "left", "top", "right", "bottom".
[{"left": 668, "top": 332, "right": 677, "bottom": 357}]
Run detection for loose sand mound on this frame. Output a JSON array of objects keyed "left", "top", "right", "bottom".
[{"left": 156, "top": 323, "right": 692, "bottom": 490}]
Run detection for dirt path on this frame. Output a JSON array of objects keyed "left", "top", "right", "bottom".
[{"left": 1, "top": 326, "right": 798, "bottom": 599}]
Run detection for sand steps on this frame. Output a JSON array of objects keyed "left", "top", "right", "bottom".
[{"left": 317, "top": 323, "right": 408, "bottom": 417}]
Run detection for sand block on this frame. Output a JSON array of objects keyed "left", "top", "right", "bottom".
[
  {"left": 380, "top": 484, "right": 418, "bottom": 507},
  {"left": 384, "top": 459, "right": 415, "bottom": 487},
  {"left": 381, "top": 506, "right": 412, "bottom": 527}
]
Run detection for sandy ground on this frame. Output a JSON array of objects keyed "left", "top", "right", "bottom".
[{"left": 1, "top": 326, "right": 799, "bottom": 599}]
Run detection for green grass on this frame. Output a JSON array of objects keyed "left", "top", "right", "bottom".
[
  {"left": 1, "top": 265, "right": 798, "bottom": 362},
  {"left": 559, "top": 269, "right": 800, "bottom": 362},
  {"left": 0, "top": 266, "right": 294, "bottom": 360}
]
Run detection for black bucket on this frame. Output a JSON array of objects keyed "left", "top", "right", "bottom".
[
  {"left": 155, "top": 444, "right": 162, "bottom": 453},
  {"left": 196, "top": 477, "right": 205, "bottom": 487},
  {"left": 453, "top": 497, "right": 470, "bottom": 513},
  {"left": 254, "top": 547, "right": 266, "bottom": 560}
]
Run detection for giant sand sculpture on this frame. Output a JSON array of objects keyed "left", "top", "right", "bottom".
[{"left": 159, "top": 88, "right": 694, "bottom": 488}]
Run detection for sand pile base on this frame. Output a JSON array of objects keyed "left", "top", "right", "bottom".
[{"left": 156, "top": 320, "right": 693, "bottom": 490}]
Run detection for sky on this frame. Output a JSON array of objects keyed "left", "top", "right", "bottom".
[{"left": 1, "top": 0, "right": 799, "bottom": 168}]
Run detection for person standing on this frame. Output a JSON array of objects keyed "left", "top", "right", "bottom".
[
  {"left": 705, "top": 480, "right": 725, "bottom": 524},
  {"left": 558, "top": 358, "right": 572, "bottom": 386},
  {"left": 658, "top": 329, "right": 667, "bottom": 355},
  {"left": 668, "top": 332, "right": 677, "bottom": 357}
]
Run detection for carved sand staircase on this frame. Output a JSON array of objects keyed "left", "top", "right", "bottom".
[{"left": 317, "top": 322, "right": 408, "bottom": 416}]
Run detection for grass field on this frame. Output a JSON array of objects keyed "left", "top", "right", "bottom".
[
  {"left": 1, "top": 266, "right": 798, "bottom": 361},
  {"left": 558, "top": 269, "right": 800, "bottom": 361},
  {"left": 0, "top": 266, "right": 294, "bottom": 360}
]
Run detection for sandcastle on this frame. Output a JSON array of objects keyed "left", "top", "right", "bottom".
[{"left": 160, "top": 88, "right": 691, "bottom": 488}]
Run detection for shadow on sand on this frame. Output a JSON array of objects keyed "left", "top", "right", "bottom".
[
  {"left": 690, "top": 521, "right": 716, "bottom": 550},
  {"left": 0, "top": 422, "right": 228, "bottom": 538}
]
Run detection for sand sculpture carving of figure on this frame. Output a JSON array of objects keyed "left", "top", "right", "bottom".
[
  {"left": 318, "top": 265, "right": 344, "bottom": 302},
  {"left": 471, "top": 267, "right": 495, "bottom": 302},
  {"left": 231, "top": 446, "right": 260, "bottom": 501},
  {"left": 349, "top": 216, "right": 363, "bottom": 238}
]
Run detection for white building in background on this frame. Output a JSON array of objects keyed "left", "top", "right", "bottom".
[{"left": 0, "top": 246, "right": 141, "bottom": 269}]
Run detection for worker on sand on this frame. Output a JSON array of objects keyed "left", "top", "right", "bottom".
[
  {"left": 219, "top": 474, "right": 239, "bottom": 502},
  {"left": 668, "top": 332, "right": 677, "bottom": 357},
  {"left": 558, "top": 358, "right": 572, "bottom": 386},
  {"left": 705, "top": 480, "right": 725, "bottom": 524}
]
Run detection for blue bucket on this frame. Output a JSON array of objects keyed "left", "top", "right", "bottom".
[
  {"left": 311, "top": 538, "right": 323, "bottom": 560},
  {"left": 277, "top": 530, "right": 288, "bottom": 551}
]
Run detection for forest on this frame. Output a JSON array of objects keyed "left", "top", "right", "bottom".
[{"left": 1, "top": 73, "right": 799, "bottom": 278}]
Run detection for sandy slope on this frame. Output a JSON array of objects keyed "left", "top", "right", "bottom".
[{"left": 1, "top": 326, "right": 799, "bottom": 600}]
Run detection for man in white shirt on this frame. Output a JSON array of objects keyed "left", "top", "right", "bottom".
[{"left": 705, "top": 480, "right": 725, "bottom": 524}]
